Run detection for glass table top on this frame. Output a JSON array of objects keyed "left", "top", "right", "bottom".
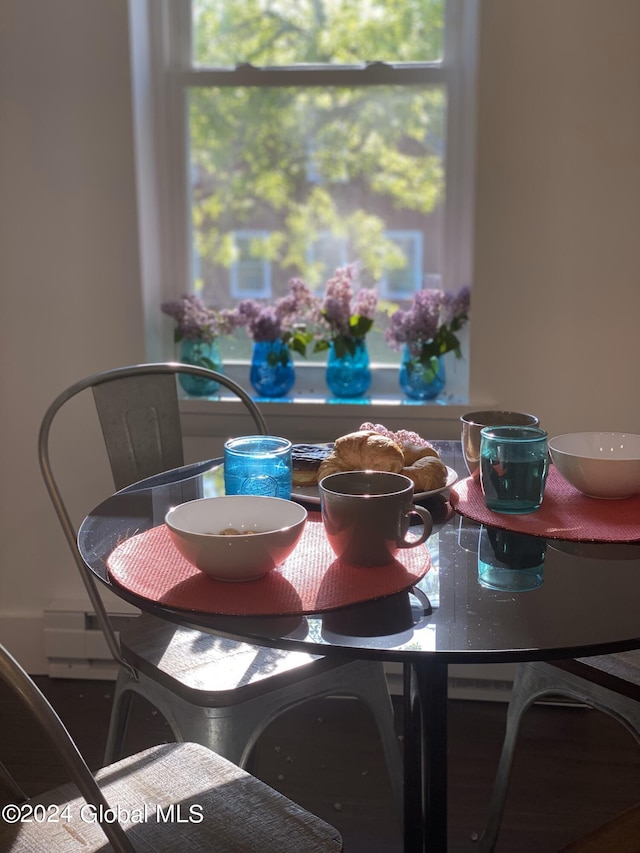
[{"left": 78, "top": 441, "right": 640, "bottom": 664}]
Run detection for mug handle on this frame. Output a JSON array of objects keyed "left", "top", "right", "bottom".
[{"left": 397, "top": 505, "right": 433, "bottom": 549}]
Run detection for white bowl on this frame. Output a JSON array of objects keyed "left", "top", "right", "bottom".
[
  {"left": 548, "top": 432, "right": 640, "bottom": 499},
  {"left": 165, "top": 496, "right": 307, "bottom": 581}
]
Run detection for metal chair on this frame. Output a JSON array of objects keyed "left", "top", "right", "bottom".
[
  {"left": 38, "top": 363, "right": 403, "bottom": 814},
  {"left": 478, "top": 654, "right": 640, "bottom": 851},
  {"left": 0, "top": 641, "right": 343, "bottom": 852}
]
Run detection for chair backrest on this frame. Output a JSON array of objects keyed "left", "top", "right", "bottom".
[
  {"left": 37, "top": 362, "right": 268, "bottom": 672},
  {"left": 0, "top": 642, "right": 136, "bottom": 852}
]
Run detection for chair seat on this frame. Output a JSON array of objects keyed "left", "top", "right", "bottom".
[
  {"left": 109, "top": 612, "right": 404, "bottom": 814},
  {"left": 0, "top": 742, "right": 343, "bottom": 852},
  {"left": 120, "top": 612, "right": 339, "bottom": 705},
  {"left": 551, "top": 651, "right": 640, "bottom": 703}
]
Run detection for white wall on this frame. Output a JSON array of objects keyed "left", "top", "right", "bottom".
[
  {"left": 0, "top": 0, "right": 145, "bottom": 664},
  {"left": 1, "top": 0, "right": 639, "bottom": 669},
  {"left": 471, "top": 0, "right": 640, "bottom": 432}
]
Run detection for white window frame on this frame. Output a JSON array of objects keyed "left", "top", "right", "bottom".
[{"left": 129, "top": 0, "right": 478, "bottom": 405}]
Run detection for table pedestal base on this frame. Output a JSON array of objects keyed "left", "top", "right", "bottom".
[{"left": 403, "top": 660, "right": 449, "bottom": 852}]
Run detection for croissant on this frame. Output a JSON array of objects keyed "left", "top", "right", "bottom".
[
  {"left": 402, "top": 455, "right": 448, "bottom": 491},
  {"left": 318, "top": 430, "right": 404, "bottom": 481},
  {"left": 402, "top": 443, "right": 440, "bottom": 466}
]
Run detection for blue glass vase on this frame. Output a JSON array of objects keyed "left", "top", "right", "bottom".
[
  {"left": 178, "top": 338, "right": 223, "bottom": 396},
  {"left": 399, "top": 345, "right": 446, "bottom": 400},
  {"left": 250, "top": 339, "right": 295, "bottom": 397},
  {"left": 325, "top": 338, "right": 371, "bottom": 398}
]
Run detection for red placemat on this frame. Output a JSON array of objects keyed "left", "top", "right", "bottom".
[
  {"left": 450, "top": 466, "right": 640, "bottom": 542},
  {"left": 107, "top": 512, "right": 431, "bottom": 617}
]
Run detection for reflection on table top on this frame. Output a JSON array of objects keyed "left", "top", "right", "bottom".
[{"left": 78, "top": 440, "right": 640, "bottom": 665}]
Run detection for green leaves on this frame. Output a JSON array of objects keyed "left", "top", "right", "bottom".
[
  {"left": 330, "top": 331, "right": 366, "bottom": 359},
  {"left": 265, "top": 347, "right": 291, "bottom": 368},
  {"left": 199, "top": 355, "right": 220, "bottom": 372},
  {"left": 418, "top": 324, "right": 463, "bottom": 364},
  {"left": 282, "top": 327, "right": 314, "bottom": 358},
  {"left": 348, "top": 314, "right": 374, "bottom": 339}
]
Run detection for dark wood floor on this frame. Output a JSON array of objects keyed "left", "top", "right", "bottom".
[{"left": 2, "top": 677, "right": 640, "bottom": 852}]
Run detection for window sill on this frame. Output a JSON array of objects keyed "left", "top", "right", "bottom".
[
  {"left": 180, "top": 391, "right": 477, "bottom": 447},
  {"left": 178, "top": 356, "right": 481, "bottom": 447}
]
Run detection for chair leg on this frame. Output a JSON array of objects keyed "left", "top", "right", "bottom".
[
  {"left": 478, "top": 660, "right": 640, "bottom": 852},
  {"left": 103, "top": 667, "right": 136, "bottom": 763},
  {"left": 335, "top": 661, "right": 405, "bottom": 826},
  {"left": 105, "top": 661, "right": 403, "bottom": 822},
  {"left": 0, "top": 759, "right": 27, "bottom": 801},
  {"left": 477, "top": 662, "right": 551, "bottom": 852}
]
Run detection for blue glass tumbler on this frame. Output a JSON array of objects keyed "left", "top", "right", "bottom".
[
  {"left": 479, "top": 426, "right": 549, "bottom": 514},
  {"left": 224, "top": 435, "right": 292, "bottom": 500}
]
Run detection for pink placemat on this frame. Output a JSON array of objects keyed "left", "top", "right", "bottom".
[
  {"left": 107, "top": 512, "right": 431, "bottom": 617},
  {"left": 450, "top": 466, "right": 640, "bottom": 542}
]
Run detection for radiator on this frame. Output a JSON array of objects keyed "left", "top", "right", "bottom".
[
  {"left": 384, "top": 662, "right": 516, "bottom": 701},
  {"left": 43, "top": 600, "right": 139, "bottom": 680}
]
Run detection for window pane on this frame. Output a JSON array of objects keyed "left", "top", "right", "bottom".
[
  {"left": 307, "top": 233, "right": 348, "bottom": 285},
  {"left": 230, "top": 231, "right": 272, "bottom": 298},
  {"left": 192, "top": 0, "right": 444, "bottom": 67},
  {"left": 190, "top": 84, "right": 445, "bottom": 326},
  {"left": 380, "top": 231, "right": 423, "bottom": 299}
]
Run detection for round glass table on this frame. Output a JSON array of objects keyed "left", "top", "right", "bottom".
[{"left": 78, "top": 440, "right": 640, "bottom": 852}]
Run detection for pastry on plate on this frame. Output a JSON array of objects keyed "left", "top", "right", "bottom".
[
  {"left": 292, "top": 443, "right": 333, "bottom": 487},
  {"left": 313, "top": 423, "right": 449, "bottom": 494},
  {"left": 402, "top": 455, "right": 448, "bottom": 491},
  {"left": 318, "top": 430, "right": 404, "bottom": 481}
]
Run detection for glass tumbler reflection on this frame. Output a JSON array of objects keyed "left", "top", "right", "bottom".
[
  {"left": 480, "top": 426, "right": 549, "bottom": 514},
  {"left": 478, "top": 526, "right": 546, "bottom": 592},
  {"left": 224, "top": 436, "right": 292, "bottom": 500}
]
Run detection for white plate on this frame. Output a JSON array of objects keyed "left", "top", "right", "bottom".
[{"left": 292, "top": 466, "right": 459, "bottom": 506}]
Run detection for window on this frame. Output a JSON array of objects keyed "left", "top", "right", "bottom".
[
  {"left": 306, "top": 232, "right": 349, "bottom": 289},
  {"left": 131, "top": 0, "right": 477, "bottom": 388},
  {"left": 229, "top": 231, "right": 272, "bottom": 299},
  {"left": 380, "top": 231, "right": 424, "bottom": 300}
]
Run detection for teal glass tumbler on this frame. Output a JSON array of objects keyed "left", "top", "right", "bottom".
[
  {"left": 477, "top": 526, "right": 546, "bottom": 592},
  {"left": 479, "top": 426, "right": 549, "bottom": 514},
  {"left": 224, "top": 435, "right": 292, "bottom": 500}
]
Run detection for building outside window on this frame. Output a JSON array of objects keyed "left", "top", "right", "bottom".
[
  {"left": 379, "top": 231, "right": 425, "bottom": 300},
  {"left": 229, "top": 230, "right": 273, "bottom": 299},
  {"left": 306, "top": 232, "right": 349, "bottom": 291},
  {"left": 131, "top": 0, "right": 477, "bottom": 384}
]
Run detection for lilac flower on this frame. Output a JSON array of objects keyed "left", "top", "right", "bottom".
[
  {"left": 237, "top": 302, "right": 282, "bottom": 342},
  {"left": 318, "top": 264, "right": 378, "bottom": 349},
  {"left": 277, "top": 278, "right": 323, "bottom": 325},
  {"left": 385, "top": 283, "right": 470, "bottom": 364},
  {"left": 161, "top": 294, "right": 241, "bottom": 342},
  {"left": 352, "top": 286, "right": 378, "bottom": 320},
  {"left": 235, "top": 279, "right": 318, "bottom": 349}
]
